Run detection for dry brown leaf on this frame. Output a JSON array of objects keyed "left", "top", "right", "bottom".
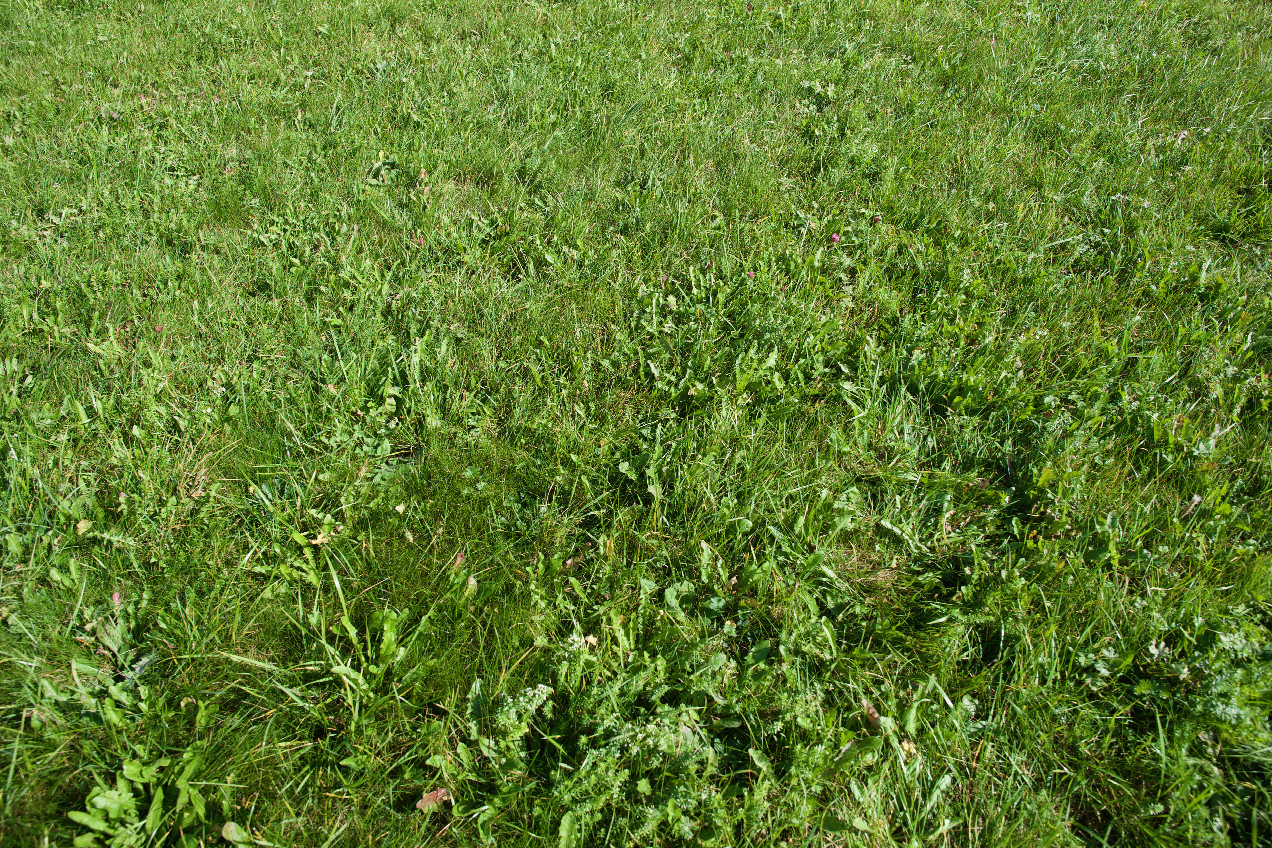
[{"left": 861, "top": 698, "right": 880, "bottom": 730}]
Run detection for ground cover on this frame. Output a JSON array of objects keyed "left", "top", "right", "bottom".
[{"left": 1, "top": 0, "right": 1270, "bottom": 844}]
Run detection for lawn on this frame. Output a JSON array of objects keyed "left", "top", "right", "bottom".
[{"left": 1, "top": 0, "right": 1270, "bottom": 844}]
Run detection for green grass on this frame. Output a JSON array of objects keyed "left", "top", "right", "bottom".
[{"left": 1, "top": 0, "right": 1270, "bottom": 844}]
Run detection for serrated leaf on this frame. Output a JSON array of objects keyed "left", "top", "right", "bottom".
[{"left": 415, "top": 787, "right": 451, "bottom": 812}]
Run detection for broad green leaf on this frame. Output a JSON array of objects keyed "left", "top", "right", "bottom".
[
  {"left": 221, "top": 821, "right": 251, "bottom": 845},
  {"left": 559, "top": 811, "right": 580, "bottom": 848}
]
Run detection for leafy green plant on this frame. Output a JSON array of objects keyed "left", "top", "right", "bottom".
[{"left": 68, "top": 752, "right": 209, "bottom": 848}]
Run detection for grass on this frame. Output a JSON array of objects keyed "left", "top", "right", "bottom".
[{"left": 1, "top": 0, "right": 1270, "bottom": 843}]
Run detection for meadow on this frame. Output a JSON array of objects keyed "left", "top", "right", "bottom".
[{"left": 1, "top": 0, "right": 1270, "bottom": 844}]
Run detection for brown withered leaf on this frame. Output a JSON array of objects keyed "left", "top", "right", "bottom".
[
  {"left": 861, "top": 698, "right": 881, "bottom": 731},
  {"left": 416, "top": 788, "right": 451, "bottom": 813}
]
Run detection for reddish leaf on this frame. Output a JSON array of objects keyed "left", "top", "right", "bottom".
[{"left": 416, "top": 788, "right": 451, "bottom": 813}]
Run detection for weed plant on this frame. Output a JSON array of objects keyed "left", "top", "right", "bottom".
[{"left": 1, "top": 0, "right": 1270, "bottom": 844}]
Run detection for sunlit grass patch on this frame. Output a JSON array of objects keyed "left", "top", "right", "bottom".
[{"left": 1, "top": 0, "right": 1270, "bottom": 844}]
